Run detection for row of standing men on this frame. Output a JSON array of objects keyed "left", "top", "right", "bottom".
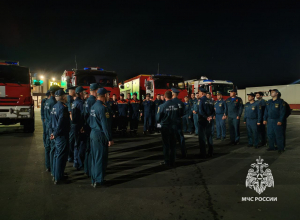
[{"left": 41, "top": 84, "right": 288, "bottom": 185}]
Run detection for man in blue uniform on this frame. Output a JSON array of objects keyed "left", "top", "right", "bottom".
[
  {"left": 160, "top": 94, "right": 165, "bottom": 103},
  {"left": 44, "top": 85, "right": 60, "bottom": 173},
  {"left": 50, "top": 89, "right": 70, "bottom": 184},
  {"left": 67, "top": 86, "right": 77, "bottom": 162},
  {"left": 156, "top": 91, "right": 178, "bottom": 167},
  {"left": 111, "top": 94, "right": 118, "bottom": 133},
  {"left": 106, "top": 89, "right": 113, "bottom": 135},
  {"left": 214, "top": 91, "right": 227, "bottom": 141},
  {"left": 141, "top": 93, "right": 154, "bottom": 135},
  {"left": 117, "top": 94, "right": 130, "bottom": 136},
  {"left": 189, "top": 93, "right": 196, "bottom": 133},
  {"left": 244, "top": 93, "right": 262, "bottom": 148},
  {"left": 206, "top": 92, "right": 215, "bottom": 137},
  {"left": 89, "top": 88, "right": 114, "bottom": 188},
  {"left": 154, "top": 94, "right": 163, "bottom": 132},
  {"left": 225, "top": 88, "right": 244, "bottom": 145},
  {"left": 83, "top": 83, "right": 98, "bottom": 176},
  {"left": 192, "top": 92, "right": 199, "bottom": 136},
  {"left": 195, "top": 87, "right": 215, "bottom": 158},
  {"left": 255, "top": 91, "right": 267, "bottom": 146},
  {"left": 129, "top": 93, "right": 141, "bottom": 135},
  {"left": 41, "top": 90, "right": 50, "bottom": 171},
  {"left": 171, "top": 88, "right": 186, "bottom": 158},
  {"left": 71, "top": 86, "right": 86, "bottom": 170},
  {"left": 182, "top": 96, "right": 192, "bottom": 134},
  {"left": 263, "top": 89, "right": 286, "bottom": 153}
]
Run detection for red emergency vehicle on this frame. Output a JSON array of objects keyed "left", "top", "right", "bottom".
[
  {"left": 185, "top": 76, "right": 234, "bottom": 100},
  {"left": 145, "top": 74, "right": 188, "bottom": 100},
  {"left": 0, "top": 60, "right": 35, "bottom": 132},
  {"left": 61, "top": 67, "right": 120, "bottom": 97}
]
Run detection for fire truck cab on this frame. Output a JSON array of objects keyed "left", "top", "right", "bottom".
[
  {"left": 0, "top": 60, "right": 35, "bottom": 132},
  {"left": 186, "top": 76, "right": 234, "bottom": 100},
  {"left": 61, "top": 67, "right": 120, "bottom": 97},
  {"left": 145, "top": 74, "right": 187, "bottom": 100}
]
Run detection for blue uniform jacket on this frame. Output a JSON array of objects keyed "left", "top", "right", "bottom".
[
  {"left": 190, "top": 98, "right": 197, "bottom": 111},
  {"left": 41, "top": 98, "right": 47, "bottom": 120},
  {"left": 154, "top": 99, "right": 163, "bottom": 115},
  {"left": 83, "top": 95, "right": 97, "bottom": 131},
  {"left": 142, "top": 100, "right": 154, "bottom": 117},
  {"left": 156, "top": 100, "right": 179, "bottom": 128},
  {"left": 50, "top": 101, "right": 71, "bottom": 137},
  {"left": 263, "top": 98, "right": 286, "bottom": 123},
  {"left": 67, "top": 95, "right": 74, "bottom": 112},
  {"left": 71, "top": 97, "right": 84, "bottom": 127},
  {"left": 172, "top": 97, "right": 184, "bottom": 120},
  {"left": 256, "top": 99, "right": 266, "bottom": 121},
  {"left": 44, "top": 96, "right": 57, "bottom": 127},
  {"left": 130, "top": 99, "right": 141, "bottom": 120},
  {"left": 225, "top": 97, "right": 244, "bottom": 118},
  {"left": 195, "top": 96, "right": 215, "bottom": 119},
  {"left": 89, "top": 100, "right": 112, "bottom": 141},
  {"left": 117, "top": 99, "right": 129, "bottom": 117},
  {"left": 244, "top": 101, "right": 262, "bottom": 123},
  {"left": 214, "top": 99, "right": 227, "bottom": 115},
  {"left": 183, "top": 102, "right": 192, "bottom": 117}
]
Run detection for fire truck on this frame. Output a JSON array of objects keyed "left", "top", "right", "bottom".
[
  {"left": 185, "top": 76, "right": 234, "bottom": 100},
  {"left": 120, "top": 74, "right": 188, "bottom": 100},
  {"left": 61, "top": 67, "right": 120, "bottom": 96},
  {"left": 0, "top": 60, "right": 35, "bottom": 132},
  {"left": 119, "top": 75, "right": 150, "bottom": 100}
]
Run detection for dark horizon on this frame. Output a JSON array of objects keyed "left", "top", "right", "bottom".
[{"left": 1, "top": 1, "right": 299, "bottom": 89}]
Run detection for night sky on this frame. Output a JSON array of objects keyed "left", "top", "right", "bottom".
[{"left": 1, "top": 1, "right": 299, "bottom": 88}]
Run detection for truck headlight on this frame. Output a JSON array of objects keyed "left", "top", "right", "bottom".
[{"left": 20, "top": 108, "right": 30, "bottom": 112}]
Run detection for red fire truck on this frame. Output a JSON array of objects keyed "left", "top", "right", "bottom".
[
  {"left": 61, "top": 67, "right": 120, "bottom": 96},
  {"left": 0, "top": 60, "right": 35, "bottom": 132},
  {"left": 145, "top": 74, "right": 188, "bottom": 100},
  {"left": 185, "top": 76, "right": 234, "bottom": 100},
  {"left": 120, "top": 74, "right": 188, "bottom": 100}
]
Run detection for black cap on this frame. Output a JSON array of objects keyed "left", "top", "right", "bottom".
[{"left": 247, "top": 92, "right": 255, "bottom": 97}]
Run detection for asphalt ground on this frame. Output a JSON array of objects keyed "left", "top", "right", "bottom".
[{"left": 0, "top": 110, "right": 299, "bottom": 220}]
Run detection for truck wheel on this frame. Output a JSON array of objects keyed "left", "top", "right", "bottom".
[{"left": 24, "top": 118, "right": 35, "bottom": 133}]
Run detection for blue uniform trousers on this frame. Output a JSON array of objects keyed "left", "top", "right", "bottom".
[
  {"left": 161, "top": 126, "right": 176, "bottom": 165},
  {"left": 90, "top": 130, "right": 109, "bottom": 184},
  {"left": 53, "top": 135, "right": 69, "bottom": 181},
  {"left": 211, "top": 119, "right": 215, "bottom": 136},
  {"left": 257, "top": 123, "right": 267, "bottom": 145},
  {"left": 182, "top": 115, "right": 192, "bottom": 132},
  {"left": 143, "top": 114, "right": 152, "bottom": 132},
  {"left": 42, "top": 120, "right": 46, "bottom": 147},
  {"left": 228, "top": 117, "right": 240, "bottom": 143},
  {"left": 175, "top": 121, "right": 186, "bottom": 156},
  {"left": 198, "top": 119, "right": 213, "bottom": 155},
  {"left": 193, "top": 114, "right": 199, "bottom": 135},
  {"left": 215, "top": 114, "right": 226, "bottom": 139},
  {"left": 267, "top": 119, "right": 284, "bottom": 150},
  {"left": 130, "top": 119, "right": 139, "bottom": 132},
  {"left": 50, "top": 134, "right": 56, "bottom": 175},
  {"left": 246, "top": 118, "right": 259, "bottom": 147},
  {"left": 74, "top": 132, "right": 86, "bottom": 170},
  {"left": 84, "top": 134, "right": 92, "bottom": 176},
  {"left": 68, "top": 124, "right": 77, "bottom": 162},
  {"left": 44, "top": 126, "right": 51, "bottom": 170}
]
